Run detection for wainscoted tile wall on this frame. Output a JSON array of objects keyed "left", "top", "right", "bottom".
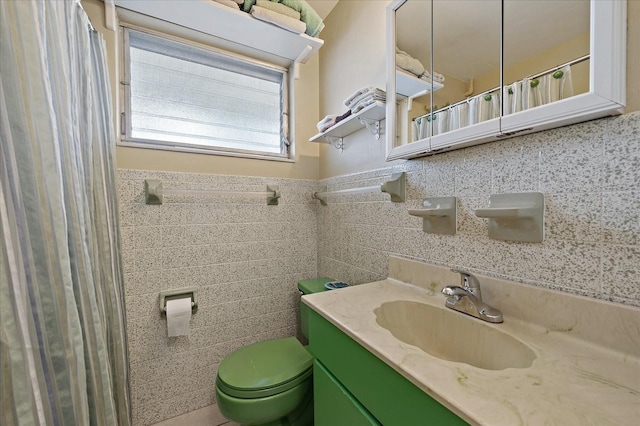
[
  {"left": 117, "top": 170, "right": 318, "bottom": 425},
  {"left": 119, "top": 111, "right": 639, "bottom": 425},
  {"left": 317, "top": 111, "right": 640, "bottom": 307}
]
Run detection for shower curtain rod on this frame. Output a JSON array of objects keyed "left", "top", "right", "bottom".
[
  {"left": 144, "top": 179, "right": 280, "bottom": 205},
  {"left": 312, "top": 172, "right": 406, "bottom": 206},
  {"left": 416, "top": 54, "right": 591, "bottom": 120}
]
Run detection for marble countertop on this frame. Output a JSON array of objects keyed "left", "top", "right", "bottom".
[{"left": 302, "top": 257, "right": 640, "bottom": 425}]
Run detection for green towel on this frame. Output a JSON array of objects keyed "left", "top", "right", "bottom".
[{"left": 244, "top": 0, "right": 325, "bottom": 37}]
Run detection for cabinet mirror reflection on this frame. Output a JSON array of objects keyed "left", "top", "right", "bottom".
[{"left": 393, "top": 0, "right": 590, "bottom": 148}]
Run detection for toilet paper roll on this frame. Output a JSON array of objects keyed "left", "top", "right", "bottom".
[{"left": 166, "top": 297, "right": 192, "bottom": 337}]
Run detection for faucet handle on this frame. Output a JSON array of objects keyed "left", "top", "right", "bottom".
[{"left": 450, "top": 269, "right": 481, "bottom": 290}]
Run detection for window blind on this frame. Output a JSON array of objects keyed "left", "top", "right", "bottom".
[{"left": 125, "top": 30, "right": 287, "bottom": 156}]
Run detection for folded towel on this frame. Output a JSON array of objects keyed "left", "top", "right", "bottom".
[
  {"left": 343, "top": 86, "right": 375, "bottom": 107},
  {"left": 335, "top": 110, "right": 352, "bottom": 123},
  {"left": 344, "top": 88, "right": 386, "bottom": 111},
  {"left": 351, "top": 97, "right": 378, "bottom": 114},
  {"left": 256, "top": 0, "right": 301, "bottom": 20},
  {"left": 350, "top": 89, "right": 384, "bottom": 104},
  {"left": 420, "top": 71, "right": 445, "bottom": 84},
  {"left": 213, "top": 0, "right": 240, "bottom": 9},
  {"left": 250, "top": 5, "right": 307, "bottom": 34},
  {"left": 395, "top": 47, "right": 425, "bottom": 76},
  {"left": 244, "top": 0, "right": 324, "bottom": 37},
  {"left": 317, "top": 114, "right": 337, "bottom": 132}
]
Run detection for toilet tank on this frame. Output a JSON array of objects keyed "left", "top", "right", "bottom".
[{"left": 298, "top": 277, "right": 333, "bottom": 339}]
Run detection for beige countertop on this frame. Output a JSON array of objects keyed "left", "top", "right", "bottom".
[{"left": 302, "top": 256, "right": 640, "bottom": 425}]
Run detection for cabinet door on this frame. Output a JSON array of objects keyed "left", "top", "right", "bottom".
[
  {"left": 500, "top": 0, "right": 595, "bottom": 135},
  {"left": 308, "top": 309, "right": 468, "bottom": 425},
  {"left": 429, "top": 0, "right": 502, "bottom": 151},
  {"left": 394, "top": 0, "right": 433, "bottom": 149},
  {"left": 314, "top": 360, "right": 381, "bottom": 426}
]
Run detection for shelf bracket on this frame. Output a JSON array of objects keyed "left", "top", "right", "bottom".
[
  {"left": 292, "top": 45, "right": 313, "bottom": 80},
  {"left": 358, "top": 118, "right": 381, "bottom": 140},
  {"left": 407, "top": 89, "right": 429, "bottom": 112},
  {"left": 324, "top": 135, "right": 345, "bottom": 153}
]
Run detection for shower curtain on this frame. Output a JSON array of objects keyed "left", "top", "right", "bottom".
[{"left": 0, "top": 1, "right": 131, "bottom": 425}]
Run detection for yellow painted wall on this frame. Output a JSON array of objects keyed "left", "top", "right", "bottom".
[
  {"left": 82, "top": 0, "right": 320, "bottom": 179},
  {"left": 317, "top": 0, "right": 394, "bottom": 178}
]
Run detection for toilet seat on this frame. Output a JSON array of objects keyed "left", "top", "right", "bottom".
[{"left": 216, "top": 337, "right": 313, "bottom": 399}]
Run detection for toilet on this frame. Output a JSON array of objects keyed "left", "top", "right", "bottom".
[{"left": 215, "top": 277, "right": 333, "bottom": 426}]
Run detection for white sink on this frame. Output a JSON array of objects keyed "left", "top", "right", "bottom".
[{"left": 374, "top": 300, "right": 536, "bottom": 370}]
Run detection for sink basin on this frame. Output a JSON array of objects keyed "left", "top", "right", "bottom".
[{"left": 374, "top": 300, "right": 536, "bottom": 370}]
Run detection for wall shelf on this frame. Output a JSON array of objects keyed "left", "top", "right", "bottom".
[
  {"left": 396, "top": 69, "right": 443, "bottom": 98},
  {"left": 114, "top": 0, "right": 323, "bottom": 69},
  {"left": 309, "top": 101, "right": 386, "bottom": 151}
]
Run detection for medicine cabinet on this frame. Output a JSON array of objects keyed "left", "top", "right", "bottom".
[{"left": 385, "top": 0, "right": 626, "bottom": 161}]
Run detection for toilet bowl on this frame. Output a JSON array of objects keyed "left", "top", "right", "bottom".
[{"left": 215, "top": 278, "right": 333, "bottom": 426}]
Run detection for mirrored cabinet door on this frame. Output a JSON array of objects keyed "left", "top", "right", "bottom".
[
  {"left": 499, "top": 0, "right": 624, "bottom": 136},
  {"left": 502, "top": 0, "right": 590, "bottom": 118},
  {"left": 386, "top": 0, "right": 625, "bottom": 161},
  {"left": 395, "top": 0, "right": 433, "bottom": 148},
  {"left": 429, "top": 0, "right": 501, "bottom": 150}
]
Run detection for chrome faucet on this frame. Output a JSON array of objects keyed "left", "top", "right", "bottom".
[{"left": 441, "top": 269, "right": 503, "bottom": 323}]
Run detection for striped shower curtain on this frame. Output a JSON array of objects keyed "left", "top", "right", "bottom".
[{"left": 0, "top": 1, "right": 131, "bottom": 425}]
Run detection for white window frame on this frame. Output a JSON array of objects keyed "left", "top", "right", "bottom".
[{"left": 118, "top": 25, "right": 294, "bottom": 162}]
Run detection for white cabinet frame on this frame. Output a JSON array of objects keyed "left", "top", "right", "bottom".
[{"left": 385, "top": 0, "right": 626, "bottom": 161}]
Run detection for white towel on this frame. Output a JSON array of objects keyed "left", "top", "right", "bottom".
[
  {"left": 317, "top": 114, "right": 337, "bottom": 132},
  {"left": 343, "top": 86, "right": 376, "bottom": 107},
  {"left": 344, "top": 87, "right": 385, "bottom": 108},
  {"left": 212, "top": 0, "right": 240, "bottom": 9},
  {"left": 349, "top": 92, "right": 385, "bottom": 113},
  {"left": 395, "top": 47, "right": 425, "bottom": 76},
  {"left": 256, "top": 0, "right": 301, "bottom": 20},
  {"left": 420, "top": 71, "right": 445, "bottom": 84},
  {"left": 250, "top": 5, "right": 306, "bottom": 34}
]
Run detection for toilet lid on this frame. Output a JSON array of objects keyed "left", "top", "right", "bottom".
[{"left": 217, "top": 337, "right": 313, "bottom": 398}]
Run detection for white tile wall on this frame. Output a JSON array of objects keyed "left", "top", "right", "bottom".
[
  {"left": 318, "top": 112, "right": 640, "bottom": 307},
  {"left": 117, "top": 170, "right": 318, "bottom": 425}
]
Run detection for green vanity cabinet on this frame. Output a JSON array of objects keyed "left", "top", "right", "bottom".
[
  {"left": 314, "top": 360, "right": 381, "bottom": 425},
  {"left": 308, "top": 309, "right": 468, "bottom": 426}
]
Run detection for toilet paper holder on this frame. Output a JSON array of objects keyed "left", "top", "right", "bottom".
[{"left": 159, "top": 288, "right": 198, "bottom": 316}]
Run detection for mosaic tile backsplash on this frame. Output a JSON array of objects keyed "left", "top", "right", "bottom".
[
  {"left": 119, "top": 111, "right": 639, "bottom": 425},
  {"left": 117, "top": 170, "right": 318, "bottom": 425}
]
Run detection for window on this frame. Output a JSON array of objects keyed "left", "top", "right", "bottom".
[{"left": 121, "top": 28, "right": 291, "bottom": 160}]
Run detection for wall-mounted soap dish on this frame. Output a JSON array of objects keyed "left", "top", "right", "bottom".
[
  {"left": 408, "top": 197, "right": 457, "bottom": 235},
  {"left": 475, "top": 192, "right": 544, "bottom": 242}
]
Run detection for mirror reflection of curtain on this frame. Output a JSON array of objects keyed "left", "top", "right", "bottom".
[
  {"left": 505, "top": 65, "right": 574, "bottom": 115},
  {"left": 409, "top": 28, "right": 577, "bottom": 142},
  {"left": 0, "top": 1, "right": 131, "bottom": 425}
]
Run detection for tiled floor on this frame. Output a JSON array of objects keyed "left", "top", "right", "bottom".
[{"left": 150, "top": 404, "right": 239, "bottom": 426}]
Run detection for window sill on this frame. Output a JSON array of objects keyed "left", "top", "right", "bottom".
[{"left": 117, "top": 140, "right": 295, "bottom": 163}]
